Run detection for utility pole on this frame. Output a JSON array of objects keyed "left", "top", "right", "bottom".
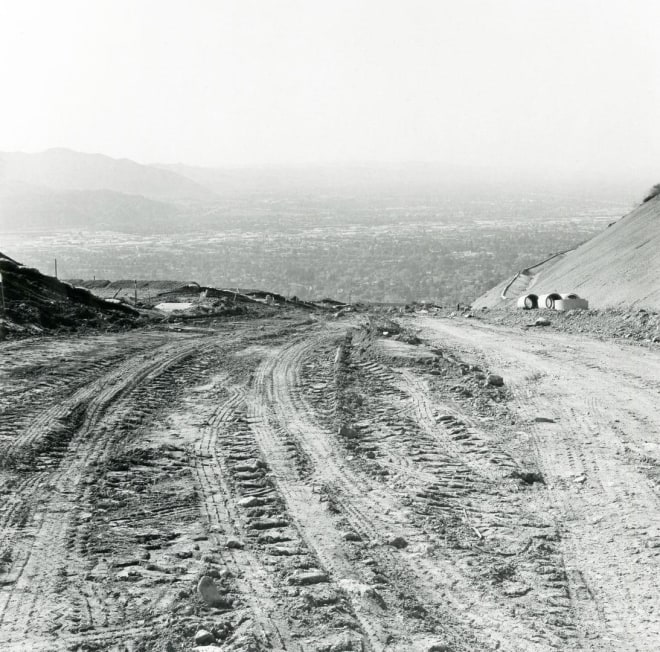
[
  {"left": 0, "top": 271, "right": 5, "bottom": 315},
  {"left": 134, "top": 280, "right": 138, "bottom": 306},
  {"left": 54, "top": 258, "right": 58, "bottom": 279}
]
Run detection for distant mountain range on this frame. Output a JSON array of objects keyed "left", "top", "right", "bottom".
[
  {"left": 0, "top": 149, "right": 217, "bottom": 231},
  {"left": 0, "top": 148, "right": 214, "bottom": 201},
  {"left": 0, "top": 147, "right": 646, "bottom": 234},
  {"left": 0, "top": 149, "right": 483, "bottom": 232}
]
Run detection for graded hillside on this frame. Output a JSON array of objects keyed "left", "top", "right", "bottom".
[
  {"left": 0, "top": 252, "right": 138, "bottom": 336},
  {"left": 0, "top": 149, "right": 214, "bottom": 202},
  {"left": 473, "top": 193, "right": 660, "bottom": 310}
]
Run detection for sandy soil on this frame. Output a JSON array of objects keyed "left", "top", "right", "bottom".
[
  {"left": 0, "top": 313, "right": 658, "bottom": 651},
  {"left": 414, "top": 316, "right": 660, "bottom": 651}
]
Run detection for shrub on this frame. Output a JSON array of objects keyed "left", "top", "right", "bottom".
[{"left": 643, "top": 183, "right": 660, "bottom": 203}]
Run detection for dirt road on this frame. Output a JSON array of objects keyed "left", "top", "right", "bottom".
[
  {"left": 1, "top": 313, "right": 658, "bottom": 651},
  {"left": 415, "top": 316, "right": 660, "bottom": 652}
]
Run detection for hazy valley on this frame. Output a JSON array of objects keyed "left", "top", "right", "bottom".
[{"left": 1, "top": 151, "right": 634, "bottom": 304}]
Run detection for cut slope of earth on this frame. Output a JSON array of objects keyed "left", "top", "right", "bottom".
[
  {"left": 474, "top": 194, "right": 660, "bottom": 310},
  {"left": 0, "top": 252, "right": 139, "bottom": 336}
]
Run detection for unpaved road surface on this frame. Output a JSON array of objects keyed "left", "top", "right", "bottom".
[
  {"left": 0, "top": 313, "right": 658, "bottom": 651},
  {"left": 414, "top": 316, "right": 660, "bottom": 652}
]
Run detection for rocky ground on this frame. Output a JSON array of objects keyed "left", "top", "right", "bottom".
[
  {"left": 427, "top": 306, "right": 660, "bottom": 345},
  {"left": 482, "top": 307, "right": 660, "bottom": 343},
  {"left": 1, "top": 309, "right": 659, "bottom": 651}
]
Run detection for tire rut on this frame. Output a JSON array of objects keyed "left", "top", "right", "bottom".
[
  {"left": 250, "top": 330, "right": 558, "bottom": 651},
  {"left": 0, "top": 336, "right": 211, "bottom": 648},
  {"left": 417, "top": 317, "right": 660, "bottom": 651}
]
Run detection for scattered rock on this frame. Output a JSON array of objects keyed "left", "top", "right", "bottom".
[
  {"left": 509, "top": 470, "right": 544, "bottom": 485},
  {"left": 574, "top": 474, "right": 587, "bottom": 484},
  {"left": 197, "top": 576, "right": 232, "bottom": 608},
  {"left": 362, "top": 586, "right": 386, "bottom": 608},
  {"left": 535, "top": 317, "right": 551, "bottom": 327},
  {"left": 534, "top": 416, "right": 555, "bottom": 423},
  {"left": 317, "top": 630, "right": 364, "bottom": 652},
  {"left": 194, "top": 629, "right": 215, "bottom": 645},
  {"left": 234, "top": 459, "right": 265, "bottom": 473},
  {"left": 386, "top": 536, "right": 408, "bottom": 549},
  {"left": 301, "top": 586, "right": 340, "bottom": 608},
  {"left": 338, "top": 424, "right": 359, "bottom": 439},
  {"left": 486, "top": 374, "right": 504, "bottom": 387},
  {"left": 287, "top": 570, "right": 329, "bottom": 585},
  {"left": 249, "top": 518, "right": 288, "bottom": 530},
  {"left": 343, "top": 531, "right": 362, "bottom": 542},
  {"left": 226, "top": 538, "right": 245, "bottom": 549},
  {"left": 238, "top": 496, "right": 263, "bottom": 508},
  {"left": 268, "top": 545, "right": 301, "bottom": 556},
  {"left": 502, "top": 582, "right": 531, "bottom": 597}
]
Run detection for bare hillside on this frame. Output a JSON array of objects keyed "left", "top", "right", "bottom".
[
  {"left": 0, "top": 251, "right": 138, "bottom": 335},
  {"left": 474, "top": 194, "right": 660, "bottom": 310}
]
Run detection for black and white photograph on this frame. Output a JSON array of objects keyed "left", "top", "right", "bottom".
[{"left": 1, "top": 1, "right": 659, "bottom": 650}]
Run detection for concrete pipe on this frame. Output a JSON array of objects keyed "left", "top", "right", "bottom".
[
  {"left": 544, "top": 293, "right": 562, "bottom": 309},
  {"left": 517, "top": 293, "right": 538, "bottom": 309}
]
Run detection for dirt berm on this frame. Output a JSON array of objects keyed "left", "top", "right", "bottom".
[{"left": 0, "top": 251, "right": 139, "bottom": 336}]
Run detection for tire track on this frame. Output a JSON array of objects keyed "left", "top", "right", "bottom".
[
  {"left": 250, "top": 330, "right": 556, "bottom": 651},
  {"left": 417, "top": 317, "right": 660, "bottom": 651},
  {"left": 192, "top": 385, "right": 297, "bottom": 651},
  {"left": 0, "top": 335, "right": 211, "bottom": 649}
]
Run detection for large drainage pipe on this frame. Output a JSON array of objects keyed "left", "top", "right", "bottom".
[
  {"left": 517, "top": 294, "right": 539, "bottom": 309},
  {"left": 539, "top": 293, "right": 562, "bottom": 309}
]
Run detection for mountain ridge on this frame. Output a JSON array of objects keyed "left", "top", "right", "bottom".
[{"left": 0, "top": 148, "right": 215, "bottom": 202}]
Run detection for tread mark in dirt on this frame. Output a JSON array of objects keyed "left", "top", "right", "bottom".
[
  {"left": 248, "top": 332, "right": 560, "bottom": 651},
  {"left": 416, "top": 317, "right": 660, "bottom": 652},
  {"left": 191, "top": 386, "right": 296, "bottom": 651},
  {"left": 0, "top": 337, "right": 210, "bottom": 649}
]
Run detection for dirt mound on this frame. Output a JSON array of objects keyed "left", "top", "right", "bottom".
[
  {"left": 474, "top": 194, "right": 660, "bottom": 310},
  {"left": 0, "top": 252, "right": 139, "bottom": 337}
]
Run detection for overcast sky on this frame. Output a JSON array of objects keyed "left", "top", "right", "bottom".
[{"left": 1, "top": 0, "right": 659, "bottom": 181}]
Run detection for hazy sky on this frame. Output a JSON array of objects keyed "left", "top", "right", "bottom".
[{"left": 1, "top": 0, "right": 659, "bottom": 180}]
